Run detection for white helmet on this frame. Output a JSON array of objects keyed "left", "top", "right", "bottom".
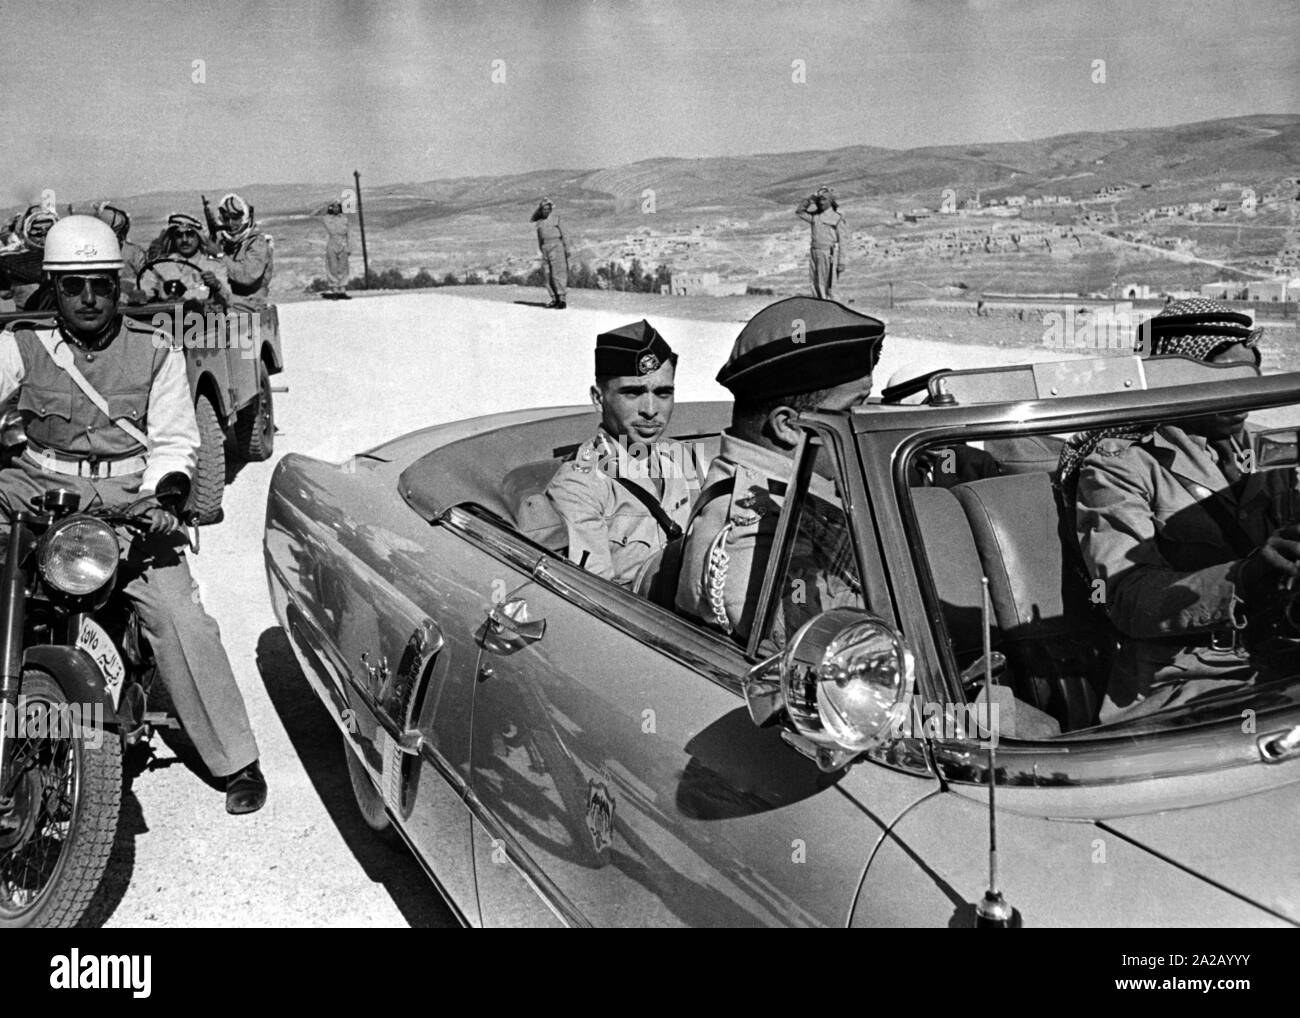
[{"left": 42, "top": 215, "right": 123, "bottom": 272}]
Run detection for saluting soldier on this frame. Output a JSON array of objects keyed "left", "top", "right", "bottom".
[
  {"left": 546, "top": 320, "right": 700, "bottom": 587},
  {"left": 321, "top": 201, "right": 351, "bottom": 297},
  {"left": 533, "top": 197, "right": 570, "bottom": 309},
  {"left": 796, "top": 186, "right": 849, "bottom": 299},
  {"left": 675, "top": 297, "right": 884, "bottom": 646}
]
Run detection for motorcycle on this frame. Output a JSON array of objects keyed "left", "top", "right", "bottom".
[{"left": 0, "top": 485, "right": 193, "bottom": 928}]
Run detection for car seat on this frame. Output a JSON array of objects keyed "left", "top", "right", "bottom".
[
  {"left": 952, "top": 472, "right": 1111, "bottom": 730},
  {"left": 500, "top": 458, "right": 568, "bottom": 551}
]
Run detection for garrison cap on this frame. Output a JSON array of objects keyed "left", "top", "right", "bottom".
[
  {"left": 595, "top": 320, "right": 676, "bottom": 378},
  {"left": 716, "top": 296, "right": 885, "bottom": 400}
]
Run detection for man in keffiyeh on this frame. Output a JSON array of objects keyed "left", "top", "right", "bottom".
[{"left": 1059, "top": 298, "right": 1300, "bottom": 722}]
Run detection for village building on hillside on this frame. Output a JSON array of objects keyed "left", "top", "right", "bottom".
[{"left": 668, "top": 271, "right": 748, "bottom": 297}]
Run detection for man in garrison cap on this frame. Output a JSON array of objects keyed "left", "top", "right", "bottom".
[
  {"left": 546, "top": 320, "right": 702, "bottom": 587},
  {"left": 675, "top": 296, "right": 883, "bottom": 646}
]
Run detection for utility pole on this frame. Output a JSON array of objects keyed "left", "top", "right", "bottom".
[
  {"left": 354, "top": 170, "right": 370, "bottom": 289},
  {"left": 887, "top": 280, "right": 893, "bottom": 309}
]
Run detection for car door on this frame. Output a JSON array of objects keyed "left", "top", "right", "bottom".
[
  {"left": 267, "top": 461, "right": 481, "bottom": 923},
  {"left": 459, "top": 428, "right": 927, "bottom": 927}
]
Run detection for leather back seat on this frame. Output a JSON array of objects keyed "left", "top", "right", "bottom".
[
  {"left": 501, "top": 458, "right": 568, "bottom": 550},
  {"left": 911, "top": 486, "right": 994, "bottom": 666},
  {"left": 952, "top": 472, "right": 1109, "bottom": 730}
]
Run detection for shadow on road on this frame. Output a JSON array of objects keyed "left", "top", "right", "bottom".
[
  {"left": 254, "top": 625, "right": 458, "bottom": 927},
  {"left": 512, "top": 299, "right": 554, "bottom": 308},
  {"left": 81, "top": 787, "right": 145, "bottom": 928}
]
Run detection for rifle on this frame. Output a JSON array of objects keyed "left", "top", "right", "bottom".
[{"left": 201, "top": 195, "right": 220, "bottom": 242}]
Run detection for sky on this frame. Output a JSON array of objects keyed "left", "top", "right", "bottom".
[{"left": 0, "top": 0, "right": 1296, "bottom": 207}]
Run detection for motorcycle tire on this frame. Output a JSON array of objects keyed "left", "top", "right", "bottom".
[{"left": 0, "top": 670, "right": 122, "bottom": 928}]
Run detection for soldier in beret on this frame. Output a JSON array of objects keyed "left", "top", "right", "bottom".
[
  {"left": 675, "top": 296, "right": 883, "bottom": 646},
  {"left": 546, "top": 320, "right": 702, "bottom": 587}
]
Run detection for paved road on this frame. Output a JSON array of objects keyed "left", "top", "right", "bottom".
[{"left": 95, "top": 290, "right": 1071, "bottom": 927}]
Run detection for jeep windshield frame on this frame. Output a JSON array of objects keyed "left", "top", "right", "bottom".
[{"left": 851, "top": 367, "right": 1300, "bottom": 793}]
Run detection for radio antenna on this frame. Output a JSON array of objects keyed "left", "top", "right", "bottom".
[{"left": 975, "top": 575, "right": 1019, "bottom": 928}]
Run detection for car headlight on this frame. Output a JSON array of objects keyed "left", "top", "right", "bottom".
[
  {"left": 742, "top": 608, "right": 914, "bottom": 769},
  {"left": 39, "top": 518, "right": 120, "bottom": 596}
]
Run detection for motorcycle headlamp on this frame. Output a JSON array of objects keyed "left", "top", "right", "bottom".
[{"left": 39, "top": 518, "right": 119, "bottom": 597}]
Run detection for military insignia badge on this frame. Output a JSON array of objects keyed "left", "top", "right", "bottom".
[
  {"left": 585, "top": 777, "right": 615, "bottom": 855},
  {"left": 637, "top": 352, "right": 661, "bottom": 375}
]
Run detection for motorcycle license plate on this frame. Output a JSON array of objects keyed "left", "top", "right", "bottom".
[{"left": 77, "top": 617, "right": 125, "bottom": 709}]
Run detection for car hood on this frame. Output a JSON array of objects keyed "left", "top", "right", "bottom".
[{"left": 1101, "top": 781, "right": 1300, "bottom": 924}]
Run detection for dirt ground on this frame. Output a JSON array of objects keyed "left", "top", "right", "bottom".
[{"left": 85, "top": 288, "right": 1101, "bottom": 927}]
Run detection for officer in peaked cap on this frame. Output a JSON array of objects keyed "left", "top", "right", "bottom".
[
  {"left": 674, "top": 296, "right": 884, "bottom": 646},
  {"left": 545, "top": 320, "right": 703, "bottom": 588}
]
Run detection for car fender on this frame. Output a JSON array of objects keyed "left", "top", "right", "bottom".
[{"left": 852, "top": 788, "right": 1291, "bottom": 927}]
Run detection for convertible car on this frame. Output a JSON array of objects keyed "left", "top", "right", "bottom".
[{"left": 263, "top": 352, "right": 1300, "bottom": 927}]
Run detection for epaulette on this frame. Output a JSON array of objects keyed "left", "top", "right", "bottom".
[
  {"left": 726, "top": 466, "right": 779, "bottom": 527},
  {"left": 4, "top": 319, "right": 46, "bottom": 332}
]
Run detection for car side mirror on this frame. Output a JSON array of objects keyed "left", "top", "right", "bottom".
[{"left": 742, "top": 608, "right": 915, "bottom": 772}]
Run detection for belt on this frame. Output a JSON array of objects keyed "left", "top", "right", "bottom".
[{"left": 26, "top": 447, "right": 147, "bottom": 479}]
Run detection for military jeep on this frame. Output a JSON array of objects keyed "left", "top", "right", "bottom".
[{"left": 0, "top": 288, "right": 283, "bottom": 525}]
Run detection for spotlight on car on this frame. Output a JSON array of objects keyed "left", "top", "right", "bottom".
[{"left": 742, "top": 608, "right": 914, "bottom": 771}]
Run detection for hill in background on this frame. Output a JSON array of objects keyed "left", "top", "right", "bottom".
[{"left": 6, "top": 114, "right": 1298, "bottom": 303}]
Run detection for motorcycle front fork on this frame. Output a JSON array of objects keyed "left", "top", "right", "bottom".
[{"left": 0, "top": 513, "right": 32, "bottom": 797}]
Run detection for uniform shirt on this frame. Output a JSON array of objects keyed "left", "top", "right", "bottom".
[
  {"left": 121, "top": 240, "right": 147, "bottom": 282},
  {"left": 142, "top": 250, "right": 228, "bottom": 304},
  {"left": 535, "top": 212, "right": 569, "bottom": 253},
  {"left": 118, "top": 240, "right": 150, "bottom": 303},
  {"left": 322, "top": 213, "right": 350, "bottom": 249},
  {"left": 675, "top": 431, "right": 862, "bottom": 649},
  {"left": 0, "top": 318, "right": 198, "bottom": 494},
  {"left": 1075, "top": 424, "right": 1296, "bottom": 719},
  {"left": 546, "top": 428, "right": 701, "bottom": 587},
  {"left": 795, "top": 204, "right": 850, "bottom": 257},
  {"left": 222, "top": 232, "right": 273, "bottom": 308}
]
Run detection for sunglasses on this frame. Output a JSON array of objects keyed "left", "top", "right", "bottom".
[{"left": 56, "top": 275, "right": 117, "bottom": 299}]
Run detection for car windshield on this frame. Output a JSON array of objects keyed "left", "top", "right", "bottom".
[{"left": 902, "top": 392, "right": 1300, "bottom": 743}]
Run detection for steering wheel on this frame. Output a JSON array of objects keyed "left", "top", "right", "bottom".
[{"left": 137, "top": 256, "right": 208, "bottom": 301}]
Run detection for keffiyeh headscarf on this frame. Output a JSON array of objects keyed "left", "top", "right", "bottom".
[
  {"left": 218, "top": 192, "right": 254, "bottom": 242},
  {"left": 20, "top": 206, "right": 58, "bottom": 247},
  {"left": 1056, "top": 298, "right": 1260, "bottom": 510}
]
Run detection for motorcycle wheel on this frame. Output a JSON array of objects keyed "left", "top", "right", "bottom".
[{"left": 0, "top": 671, "right": 121, "bottom": 928}]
